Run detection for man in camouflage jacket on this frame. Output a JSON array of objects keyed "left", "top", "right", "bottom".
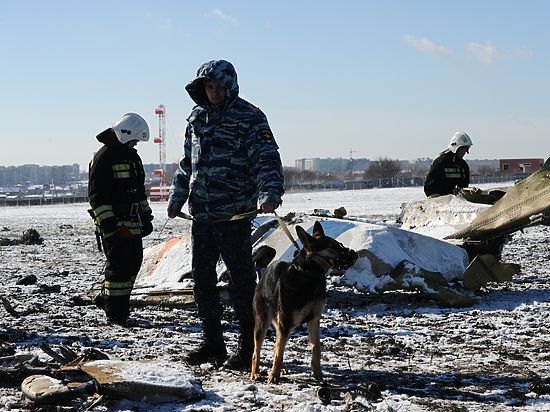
[{"left": 167, "top": 60, "right": 284, "bottom": 369}]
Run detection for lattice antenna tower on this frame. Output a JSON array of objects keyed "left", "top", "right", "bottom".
[{"left": 153, "top": 104, "right": 167, "bottom": 189}]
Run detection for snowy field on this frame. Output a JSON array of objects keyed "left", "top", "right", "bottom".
[{"left": 1, "top": 185, "right": 550, "bottom": 411}]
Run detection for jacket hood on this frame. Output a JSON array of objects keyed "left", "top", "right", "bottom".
[
  {"left": 185, "top": 60, "right": 239, "bottom": 106},
  {"left": 96, "top": 128, "right": 123, "bottom": 148}
]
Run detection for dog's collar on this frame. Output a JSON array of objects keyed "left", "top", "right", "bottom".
[
  {"left": 291, "top": 254, "right": 332, "bottom": 274},
  {"left": 310, "top": 255, "right": 333, "bottom": 272}
]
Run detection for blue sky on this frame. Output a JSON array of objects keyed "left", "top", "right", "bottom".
[{"left": 1, "top": 1, "right": 549, "bottom": 171}]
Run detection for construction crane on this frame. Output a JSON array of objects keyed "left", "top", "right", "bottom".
[
  {"left": 151, "top": 104, "right": 168, "bottom": 200},
  {"left": 349, "top": 148, "right": 357, "bottom": 173}
]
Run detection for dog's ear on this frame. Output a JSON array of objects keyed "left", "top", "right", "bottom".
[
  {"left": 295, "top": 225, "right": 312, "bottom": 250},
  {"left": 312, "top": 221, "right": 325, "bottom": 238}
]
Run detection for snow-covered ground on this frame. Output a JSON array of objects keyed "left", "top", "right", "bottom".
[{"left": 1, "top": 185, "right": 550, "bottom": 411}]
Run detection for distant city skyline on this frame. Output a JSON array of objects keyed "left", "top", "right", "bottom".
[
  {"left": 1, "top": 155, "right": 537, "bottom": 176},
  {"left": 1, "top": 1, "right": 549, "bottom": 170},
  {"left": 0, "top": 155, "right": 509, "bottom": 170}
]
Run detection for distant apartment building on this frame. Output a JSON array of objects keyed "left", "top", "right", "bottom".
[
  {"left": 0, "top": 164, "right": 81, "bottom": 186},
  {"left": 294, "top": 157, "right": 372, "bottom": 173},
  {"left": 499, "top": 158, "right": 544, "bottom": 175}
]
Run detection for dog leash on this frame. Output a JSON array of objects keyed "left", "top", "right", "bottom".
[
  {"left": 175, "top": 209, "right": 261, "bottom": 223},
  {"left": 155, "top": 217, "right": 171, "bottom": 240},
  {"left": 172, "top": 208, "right": 299, "bottom": 250},
  {"left": 273, "top": 211, "right": 300, "bottom": 251},
  {"left": 153, "top": 211, "right": 195, "bottom": 241},
  {"left": 227, "top": 209, "right": 261, "bottom": 221}
]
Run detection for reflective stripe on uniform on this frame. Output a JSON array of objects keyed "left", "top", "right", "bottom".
[
  {"left": 104, "top": 278, "right": 136, "bottom": 296},
  {"left": 93, "top": 204, "right": 115, "bottom": 224},
  {"left": 444, "top": 167, "right": 465, "bottom": 179},
  {"left": 112, "top": 163, "right": 131, "bottom": 179}
]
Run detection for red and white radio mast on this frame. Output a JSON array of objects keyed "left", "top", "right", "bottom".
[{"left": 153, "top": 104, "right": 167, "bottom": 199}]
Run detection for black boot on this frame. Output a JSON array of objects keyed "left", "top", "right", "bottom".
[
  {"left": 224, "top": 323, "right": 254, "bottom": 370},
  {"left": 104, "top": 295, "right": 130, "bottom": 325},
  {"left": 185, "top": 319, "right": 228, "bottom": 366}
]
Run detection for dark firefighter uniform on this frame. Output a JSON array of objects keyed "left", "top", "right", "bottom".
[
  {"left": 88, "top": 128, "right": 153, "bottom": 324},
  {"left": 424, "top": 150, "right": 470, "bottom": 197}
]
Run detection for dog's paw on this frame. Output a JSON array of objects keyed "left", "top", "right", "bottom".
[
  {"left": 267, "top": 372, "right": 281, "bottom": 384},
  {"left": 250, "top": 371, "right": 262, "bottom": 381}
]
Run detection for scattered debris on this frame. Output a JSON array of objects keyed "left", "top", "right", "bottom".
[
  {"left": 39, "top": 284, "right": 62, "bottom": 294},
  {"left": 80, "top": 360, "right": 204, "bottom": 403},
  {"left": 333, "top": 206, "right": 348, "bottom": 218},
  {"left": 16, "top": 274, "right": 38, "bottom": 286},
  {"left": 529, "top": 380, "right": 550, "bottom": 395},
  {"left": 311, "top": 207, "right": 348, "bottom": 218},
  {"left": 9, "top": 330, "right": 201, "bottom": 408},
  {"left": 463, "top": 253, "right": 519, "bottom": 291},
  {"left": 20, "top": 228, "right": 44, "bottom": 245},
  {"left": 69, "top": 295, "right": 93, "bottom": 307},
  {"left": 0, "top": 228, "right": 43, "bottom": 246},
  {"left": 1, "top": 296, "right": 21, "bottom": 317},
  {"left": 0, "top": 340, "right": 16, "bottom": 357},
  {"left": 313, "top": 208, "right": 331, "bottom": 217},
  {"left": 21, "top": 375, "right": 95, "bottom": 404},
  {"left": 389, "top": 259, "right": 478, "bottom": 308},
  {"left": 0, "top": 352, "right": 52, "bottom": 384}
]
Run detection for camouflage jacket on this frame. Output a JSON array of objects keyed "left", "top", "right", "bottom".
[{"left": 169, "top": 60, "right": 284, "bottom": 221}]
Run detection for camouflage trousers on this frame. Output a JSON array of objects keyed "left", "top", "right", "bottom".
[{"left": 191, "top": 219, "right": 256, "bottom": 326}]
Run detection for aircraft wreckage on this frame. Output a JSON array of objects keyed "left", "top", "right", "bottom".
[{"left": 131, "top": 158, "right": 550, "bottom": 309}]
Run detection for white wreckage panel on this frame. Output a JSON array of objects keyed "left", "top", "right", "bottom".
[{"left": 134, "top": 216, "right": 468, "bottom": 297}]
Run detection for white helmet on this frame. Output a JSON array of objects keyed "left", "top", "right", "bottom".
[
  {"left": 448, "top": 131, "right": 473, "bottom": 153},
  {"left": 113, "top": 113, "right": 149, "bottom": 144}
]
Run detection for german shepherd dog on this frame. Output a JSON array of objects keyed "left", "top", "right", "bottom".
[{"left": 250, "top": 221, "right": 357, "bottom": 383}]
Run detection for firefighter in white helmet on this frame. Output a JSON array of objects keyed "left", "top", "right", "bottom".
[
  {"left": 424, "top": 132, "right": 473, "bottom": 197},
  {"left": 88, "top": 113, "right": 153, "bottom": 326}
]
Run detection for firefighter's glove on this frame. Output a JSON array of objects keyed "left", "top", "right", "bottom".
[
  {"left": 141, "top": 212, "right": 154, "bottom": 223},
  {"left": 118, "top": 226, "right": 134, "bottom": 239},
  {"left": 140, "top": 212, "right": 154, "bottom": 237},
  {"left": 141, "top": 221, "right": 153, "bottom": 237}
]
